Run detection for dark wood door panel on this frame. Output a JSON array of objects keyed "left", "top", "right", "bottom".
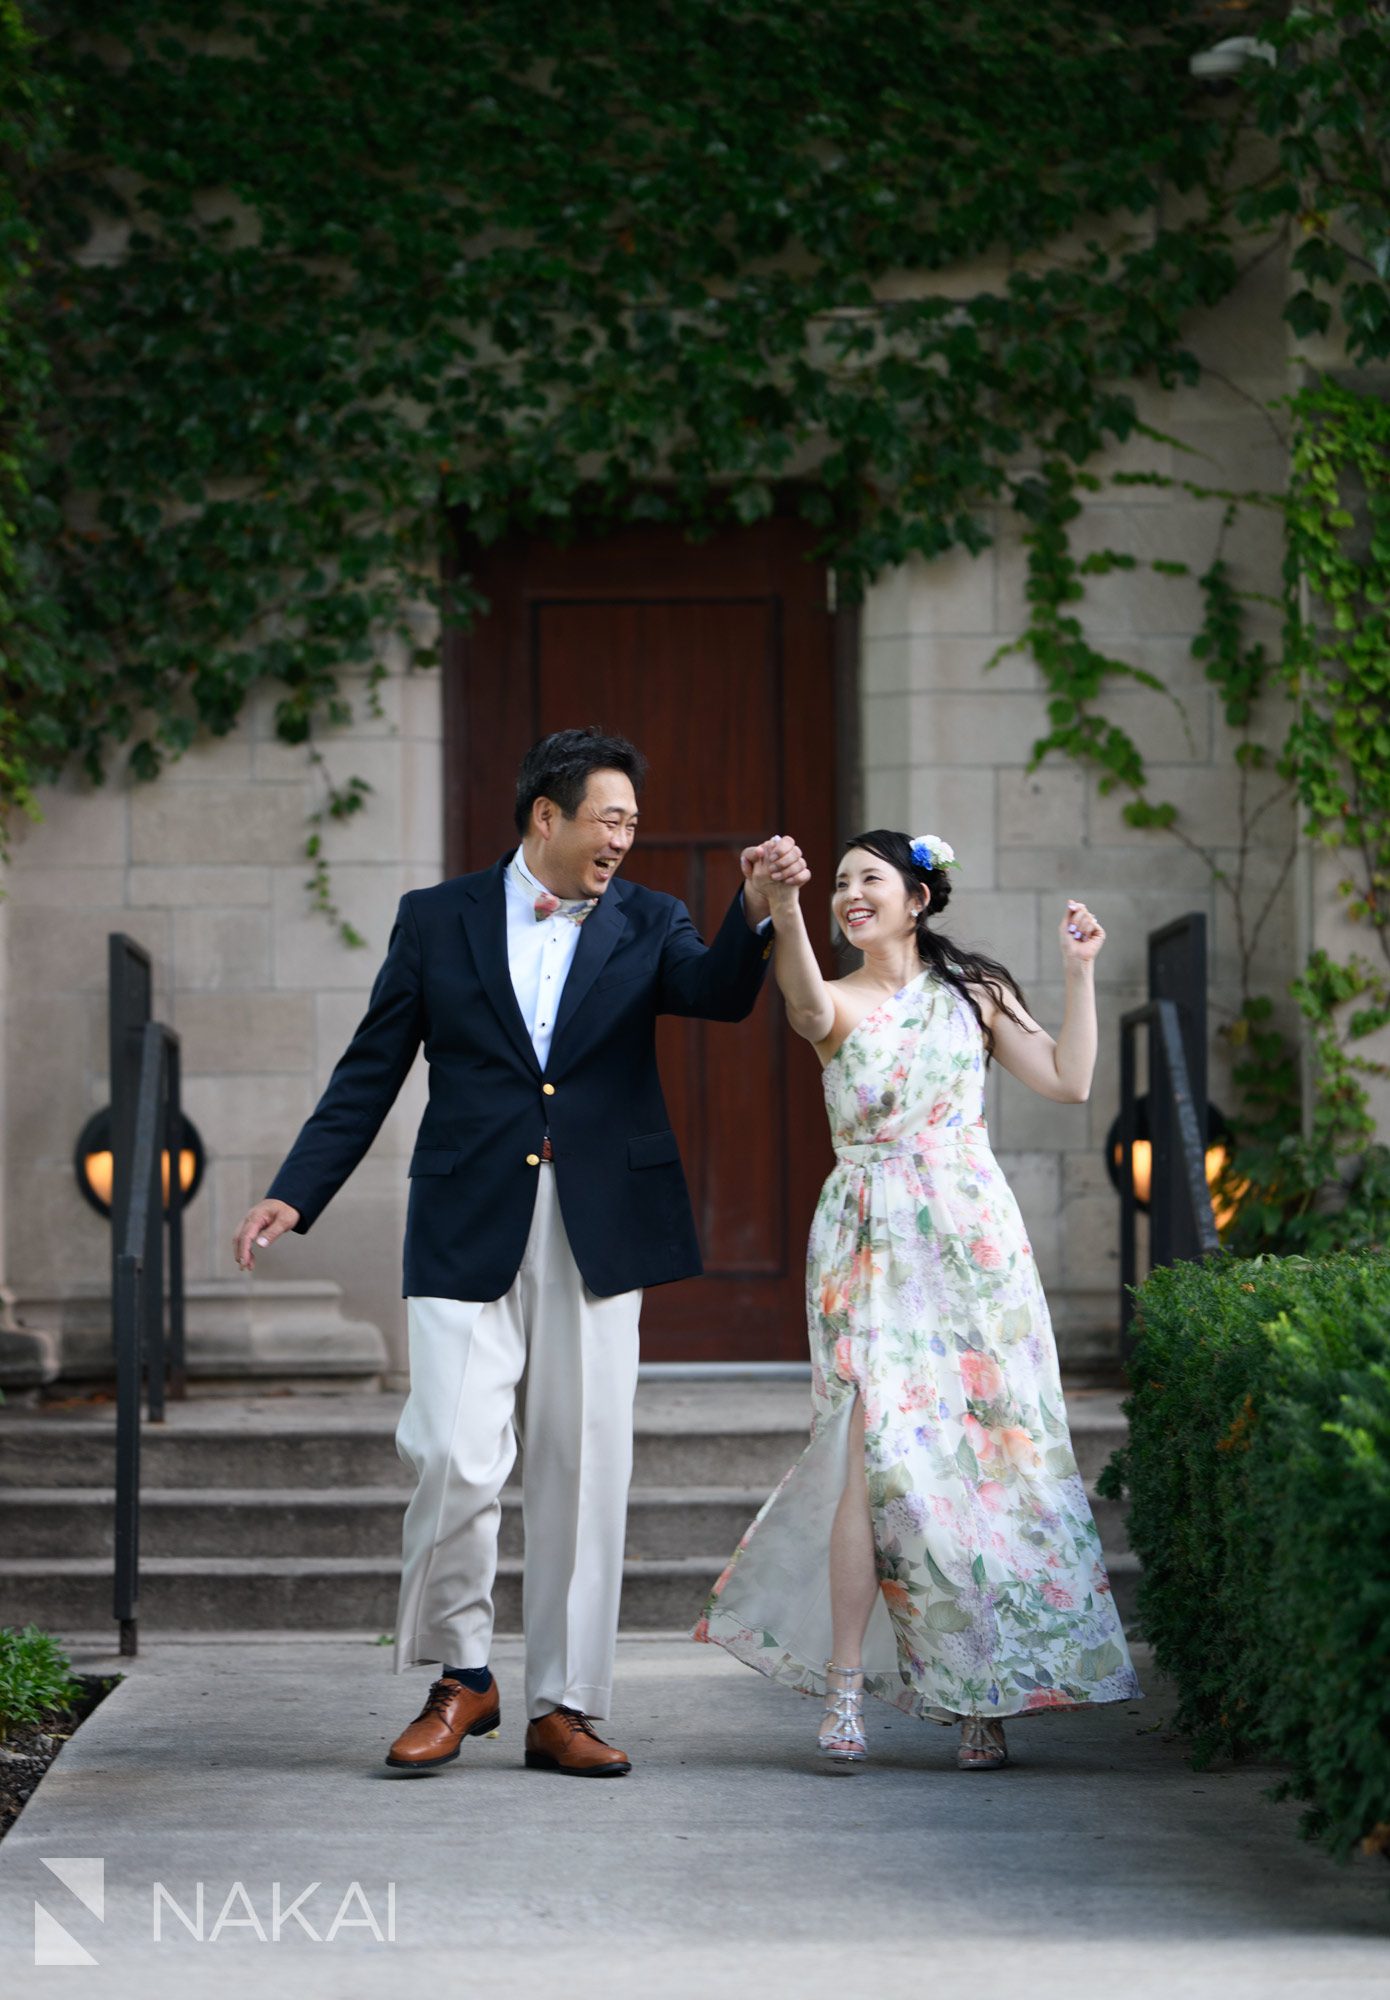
[
  {"left": 445, "top": 512, "right": 839, "bottom": 1360},
  {"left": 534, "top": 601, "right": 781, "bottom": 836}
]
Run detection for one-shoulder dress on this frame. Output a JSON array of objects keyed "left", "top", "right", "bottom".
[{"left": 696, "top": 969, "right": 1142, "bottom": 1723}]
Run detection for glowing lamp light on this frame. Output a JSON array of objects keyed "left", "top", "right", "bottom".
[
  {"left": 1104, "top": 1098, "right": 1245, "bottom": 1232},
  {"left": 74, "top": 1107, "right": 205, "bottom": 1219}
]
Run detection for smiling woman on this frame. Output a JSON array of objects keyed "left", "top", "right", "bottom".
[
  {"left": 697, "top": 825, "right": 1138, "bottom": 1772},
  {"left": 822, "top": 828, "right": 1037, "bottom": 1069}
]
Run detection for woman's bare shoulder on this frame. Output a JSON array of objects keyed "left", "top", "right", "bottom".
[
  {"left": 812, "top": 973, "right": 884, "bottom": 1065},
  {"left": 966, "top": 975, "right": 1044, "bottom": 1040}
]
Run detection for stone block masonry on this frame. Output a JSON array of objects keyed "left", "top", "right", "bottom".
[{"left": 2, "top": 662, "right": 444, "bottom": 1383}]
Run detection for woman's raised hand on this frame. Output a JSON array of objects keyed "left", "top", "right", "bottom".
[
  {"left": 741, "top": 834, "right": 810, "bottom": 908},
  {"left": 1059, "top": 899, "right": 1105, "bottom": 967}
]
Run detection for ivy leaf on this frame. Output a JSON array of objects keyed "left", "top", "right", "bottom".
[{"left": 1285, "top": 290, "right": 1333, "bottom": 339}]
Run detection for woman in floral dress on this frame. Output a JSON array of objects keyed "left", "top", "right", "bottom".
[{"left": 696, "top": 829, "right": 1141, "bottom": 1769}]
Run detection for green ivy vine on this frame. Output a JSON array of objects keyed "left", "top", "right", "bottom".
[
  {"left": 1263, "top": 378, "right": 1390, "bottom": 1248},
  {"left": 1, "top": 1, "right": 1388, "bottom": 1243},
  {"left": 0, "top": 0, "right": 55, "bottom": 831},
  {"left": 1000, "top": 378, "right": 1390, "bottom": 1254},
  {"left": 2, "top": 2, "right": 1367, "bottom": 861}
]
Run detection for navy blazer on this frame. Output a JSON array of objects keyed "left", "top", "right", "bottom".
[{"left": 265, "top": 854, "right": 773, "bottom": 1299}]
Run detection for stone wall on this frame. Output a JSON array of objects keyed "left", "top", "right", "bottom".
[{"left": 3, "top": 656, "right": 442, "bottom": 1385}]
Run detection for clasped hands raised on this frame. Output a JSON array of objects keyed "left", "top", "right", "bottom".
[{"left": 740, "top": 834, "right": 810, "bottom": 919}]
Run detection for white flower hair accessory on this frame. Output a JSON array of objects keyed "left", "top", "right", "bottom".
[{"left": 910, "top": 833, "right": 957, "bottom": 872}]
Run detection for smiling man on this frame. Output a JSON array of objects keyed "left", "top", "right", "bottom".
[{"left": 232, "top": 726, "right": 808, "bottom": 1778}]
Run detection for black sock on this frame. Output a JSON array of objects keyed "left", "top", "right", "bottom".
[{"left": 441, "top": 1664, "right": 491, "bottom": 1692}]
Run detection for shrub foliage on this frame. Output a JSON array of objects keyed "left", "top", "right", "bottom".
[
  {"left": 0, "top": 1622, "right": 84, "bottom": 1739},
  {"left": 1101, "top": 1252, "right": 1390, "bottom": 1865}
]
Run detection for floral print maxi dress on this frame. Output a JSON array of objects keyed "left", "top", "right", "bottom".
[{"left": 696, "top": 969, "right": 1142, "bottom": 1723}]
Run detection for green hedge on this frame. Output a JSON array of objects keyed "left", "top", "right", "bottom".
[
  {"left": 1099, "top": 1251, "right": 1390, "bottom": 1866},
  {"left": 0, "top": 1625, "right": 84, "bottom": 1740}
]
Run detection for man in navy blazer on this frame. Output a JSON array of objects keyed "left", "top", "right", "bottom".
[{"left": 234, "top": 727, "right": 808, "bottom": 1777}]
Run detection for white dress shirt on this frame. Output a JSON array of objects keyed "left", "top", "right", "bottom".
[{"left": 505, "top": 849, "right": 590, "bottom": 1070}]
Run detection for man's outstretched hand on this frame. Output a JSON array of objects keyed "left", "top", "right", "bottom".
[
  {"left": 740, "top": 834, "right": 811, "bottom": 927},
  {"left": 233, "top": 1198, "right": 301, "bottom": 1272}
]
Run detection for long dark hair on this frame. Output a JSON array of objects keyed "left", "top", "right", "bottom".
[{"left": 837, "top": 829, "right": 1034, "bottom": 1061}]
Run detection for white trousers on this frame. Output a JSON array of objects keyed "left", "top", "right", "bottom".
[{"left": 392, "top": 1164, "right": 642, "bottom": 1720}]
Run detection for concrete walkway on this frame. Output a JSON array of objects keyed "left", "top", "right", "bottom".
[{"left": 1, "top": 1635, "right": 1387, "bottom": 1998}]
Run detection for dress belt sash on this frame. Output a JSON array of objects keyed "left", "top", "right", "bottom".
[{"left": 834, "top": 1128, "right": 992, "bottom": 1166}]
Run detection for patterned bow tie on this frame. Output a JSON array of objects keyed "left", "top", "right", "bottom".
[{"left": 534, "top": 889, "right": 597, "bottom": 925}]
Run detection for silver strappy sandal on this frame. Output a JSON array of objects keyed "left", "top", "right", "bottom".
[
  {"left": 957, "top": 1714, "right": 1009, "bottom": 1770},
  {"left": 818, "top": 1661, "right": 868, "bottom": 1763}
]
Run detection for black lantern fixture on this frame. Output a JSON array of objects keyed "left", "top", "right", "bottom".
[
  {"left": 74, "top": 1105, "right": 206, "bottom": 1219},
  {"left": 1104, "top": 1097, "right": 1242, "bottom": 1229}
]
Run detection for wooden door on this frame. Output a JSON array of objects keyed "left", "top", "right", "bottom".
[{"left": 444, "top": 512, "right": 843, "bottom": 1361}]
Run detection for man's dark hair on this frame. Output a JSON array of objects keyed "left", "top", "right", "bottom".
[{"left": 514, "top": 727, "right": 648, "bottom": 835}]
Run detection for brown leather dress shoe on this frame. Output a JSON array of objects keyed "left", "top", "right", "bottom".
[
  {"left": 524, "top": 1706, "right": 631, "bottom": 1777},
  {"left": 384, "top": 1674, "right": 500, "bottom": 1770}
]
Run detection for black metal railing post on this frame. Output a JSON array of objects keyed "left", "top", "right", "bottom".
[
  {"left": 144, "top": 1026, "right": 167, "bottom": 1426},
  {"left": 1148, "top": 915, "right": 1210, "bottom": 1267},
  {"left": 1119, "top": 998, "right": 1221, "bottom": 1353},
  {"left": 108, "top": 935, "right": 152, "bottom": 1326},
  {"left": 111, "top": 1012, "right": 184, "bottom": 1656},
  {"left": 1117, "top": 914, "right": 1223, "bottom": 1355},
  {"left": 165, "top": 1032, "right": 187, "bottom": 1401},
  {"left": 113, "top": 1248, "right": 142, "bottom": 1657},
  {"left": 1153, "top": 1000, "right": 1220, "bottom": 1261},
  {"left": 114, "top": 1021, "right": 162, "bottom": 1653},
  {"left": 1119, "top": 1009, "right": 1140, "bottom": 1319}
]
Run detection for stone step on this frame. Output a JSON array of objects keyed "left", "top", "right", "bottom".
[
  {"left": 0, "top": 1481, "right": 1130, "bottom": 1561},
  {"left": 0, "top": 1425, "right": 805, "bottom": 1492},
  {"left": 0, "top": 1388, "right": 1127, "bottom": 1491},
  {"left": 0, "top": 1556, "right": 708, "bottom": 1636},
  {"left": 0, "top": 1552, "right": 1141, "bottom": 1636},
  {"left": 0, "top": 1486, "right": 772, "bottom": 1563}
]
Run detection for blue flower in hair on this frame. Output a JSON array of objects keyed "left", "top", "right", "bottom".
[{"left": 910, "top": 833, "right": 957, "bottom": 872}]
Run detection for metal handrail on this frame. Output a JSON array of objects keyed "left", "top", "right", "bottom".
[
  {"left": 1119, "top": 997, "right": 1220, "bottom": 1351},
  {"left": 113, "top": 1017, "right": 184, "bottom": 1656}
]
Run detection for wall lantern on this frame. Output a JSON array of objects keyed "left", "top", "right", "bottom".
[
  {"left": 74, "top": 1106, "right": 206, "bottom": 1219},
  {"left": 1104, "top": 1098, "right": 1243, "bottom": 1232}
]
